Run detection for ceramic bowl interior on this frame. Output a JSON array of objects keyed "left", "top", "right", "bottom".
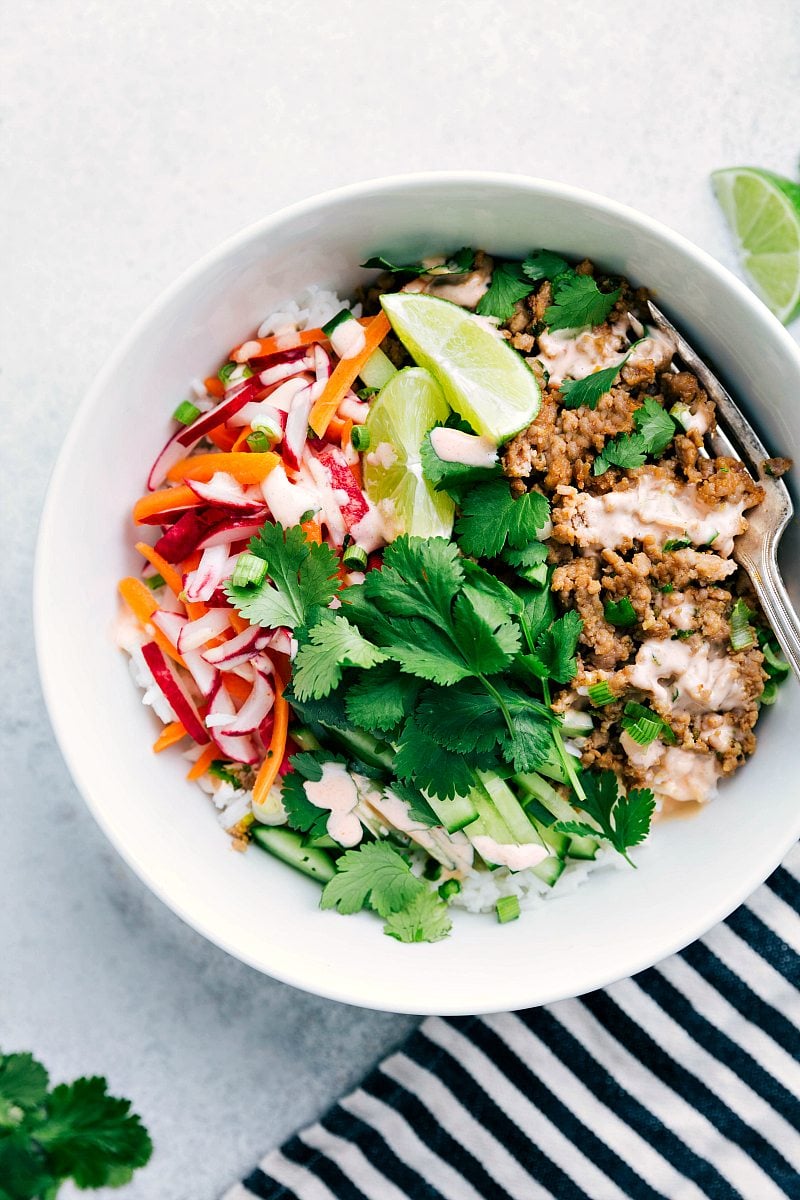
[{"left": 35, "top": 173, "right": 800, "bottom": 1014}]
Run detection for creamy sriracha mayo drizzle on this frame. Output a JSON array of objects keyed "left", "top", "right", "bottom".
[
  {"left": 471, "top": 836, "right": 549, "bottom": 872},
  {"left": 429, "top": 426, "right": 498, "bottom": 468},
  {"left": 303, "top": 762, "right": 363, "bottom": 847}
]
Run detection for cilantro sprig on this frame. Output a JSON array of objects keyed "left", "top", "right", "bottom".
[
  {"left": 545, "top": 273, "right": 621, "bottom": 332},
  {"left": 0, "top": 1050, "right": 151, "bottom": 1197},
  {"left": 593, "top": 396, "right": 677, "bottom": 476},
  {"left": 361, "top": 248, "right": 474, "bottom": 275},
  {"left": 553, "top": 770, "right": 655, "bottom": 865},
  {"left": 476, "top": 262, "right": 535, "bottom": 322},
  {"left": 225, "top": 523, "right": 339, "bottom": 630}
]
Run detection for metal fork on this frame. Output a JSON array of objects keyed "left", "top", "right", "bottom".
[{"left": 643, "top": 301, "right": 800, "bottom": 681}]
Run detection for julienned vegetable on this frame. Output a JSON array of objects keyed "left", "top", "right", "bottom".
[{"left": 117, "top": 251, "right": 789, "bottom": 944}]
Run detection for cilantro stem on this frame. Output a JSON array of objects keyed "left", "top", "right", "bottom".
[
  {"left": 479, "top": 675, "right": 516, "bottom": 740},
  {"left": 542, "top": 679, "right": 586, "bottom": 804}
]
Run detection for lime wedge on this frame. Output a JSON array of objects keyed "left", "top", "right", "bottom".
[
  {"left": 363, "top": 367, "right": 454, "bottom": 539},
  {"left": 712, "top": 166, "right": 800, "bottom": 324},
  {"left": 380, "top": 292, "right": 541, "bottom": 441}
]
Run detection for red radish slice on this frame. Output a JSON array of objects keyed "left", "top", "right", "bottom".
[
  {"left": 314, "top": 444, "right": 370, "bottom": 528},
  {"left": 337, "top": 394, "right": 370, "bottom": 424},
  {"left": 264, "top": 627, "right": 293, "bottom": 655},
  {"left": 186, "top": 472, "right": 260, "bottom": 510},
  {"left": 223, "top": 668, "right": 275, "bottom": 736},
  {"left": 153, "top": 508, "right": 227, "bottom": 562},
  {"left": 195, "top": 512, "right": 267, "bottom": 551},
  {"left": 267, "top": 375, "right": 313, "bottom": 414},
  {"left": 177, "top": 609, "right": 230, "bottom": 652},
  {"left": 201, "top": 624, "right": 266, "bottom": 668},
  {"left": 282, "top": 382, "right": 315, "bottom": 470},
  {"left": 313, "top": 344, "right": 332, "bottom": 385},
  {"left": 140, "top": 641, "right": 209, "bottom": 744},
  {"left": 151, "top": 609, "right": 187, "bottom": 647},
  {"left": 184, "top": 544, "right": 230, "bottom": 603},
  {"left": 259, "top": 352, "right": 314, "bottom": 386},
  {"left": 206, "top": 680, "right": 259, "bottom": 763},
  {"left": 147, "top": 427, "right": 202, "bottom": 492},
  {"left": 181, "top": 647, "right": 218, "bottom": 698},
  {"left": 227, "top": 401, "right": 285, "bottom": 430},
  {"left": 176, "top": 377, "right": 266, "bottom": 447}
]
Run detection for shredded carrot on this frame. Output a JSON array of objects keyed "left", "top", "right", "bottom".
[
  {"left": 225, "top": 674, "right": 253, "bottom": 703},
  {"left": 326, "top": 416, "right": 346, "bottom": 440},
  {"left": 187, "top": 744, "right": 217, "bottom": 781},
  {"left": 252, "top": 671, "right": 289, "bottom": 807},
  {"left": 230, "top": 320, "right": 370, "bottom": 364},
  {"left": 133, "top": 485, "right": 201, "bottom": 525},
  {"left": 231, "top": 426, "right": 253, "bottom": 452},
  {"left": 349, "top": 456, "right": 363, "bottom": 489},
  {"left": 207, "top": 426, "right": 237, "bottom": 452},
  {"left": 340, "top": 418, "right": 353, "bottom": 452},
  {"left": 118, "top": 577, "right": 186, "bottom": 666},
  {"left": 135, "top": 542, "right": 184, "bottom": 598},
  {"left": 153, "top": 722, "right": 187, "bottom": 753},
  {"left": 204, "top": 376, "right": 225, "bottom": 398},
  {"left": 300, "top": 518, "right": 322, "bottom": 544},
  {"left": 229, "top": 611, "right": 249, "bottom": 634},
  {"left": 166, "top": 451, "right": 279, "bottom": 485},
  {"left": 309, "top": 313, "right": 391, "bottom": 437}
]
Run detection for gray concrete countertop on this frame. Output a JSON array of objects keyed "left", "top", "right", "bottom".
[{"left": 2, "top": 1, "right": 799, "bottom": 1195}]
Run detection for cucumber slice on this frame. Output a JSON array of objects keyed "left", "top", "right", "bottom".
[
  {"left": 251, "top": 826, "right": 336, "bottom": 883},
  {"left": 528, "top": 819, "right": 571, "bottom": 859},
  {"left": 566, "top": 834, "right": 599, "bottom": 860},
  {"left": 359, "top": 346, "right": 397, "bottom": 390},
  {"left": 476, "top": 770, "right": 541, "bottom": 846},
  {"left": 326, "top": 726, "right": 395, "bottom": 773},
  {"left": 534, "top": 743, "right": 569, "bottom": 785},
  {"left": 514, "top": 772, "right": 576, "bottom": 822},
  {"left": 424, "top": 790, "right": 479, "bottom": 834},
  {"left": 291, "top": 726, "right": 323, "bottom": 753},
  {"left": 532, "top": 855, "right": 566, "bottom": 887},
  {"left": 560, "top": 710, "right": 594, "bottom": 738}
]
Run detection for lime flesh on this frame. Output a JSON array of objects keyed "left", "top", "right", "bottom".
[
  {"left": 380, "top": 292, "right": 541, "bottom": 441},
  {"left": 712, "top": 167, "right": 800, "bottom": 324},
  {"left": 363, "top": 367, "right": 454, "bottom": 539}
]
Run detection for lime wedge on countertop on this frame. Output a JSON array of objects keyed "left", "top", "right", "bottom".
[
  {"left": 380, "top": 292, "right": 541, "bottom": 441},
  {"left": 363, "top": 367, "right": 455, "bottom": 539},
  {"left": 712, "top": 166, "right": 800, "bottom": 324}
]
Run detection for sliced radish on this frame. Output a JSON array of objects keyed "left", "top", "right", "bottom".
[
  {"left": 223, "top": 668, "right": 275, "bottom": 736},
  {"left": 181, "top": 647, "right": 219, "bottom": 698},
  {"left": 266, "top": 375, "right": 313, "bottom": 414},
  {"left": 313, "top": 344, "right": 332, "bottom": 385},
  {"left": 176, "top": 376, "right": 266, "bottom": 447},
  {"left": 282, "top": 382, "right": 315, "bottom": 470},
  {"left": 151, "top": 609, "right": 187, "bottom": 648},
  {"left": 337, "top": 394, "right": 370, "bottom": 424},
  {"left": 147, "top": 427, "right": 202, "bottom": 492},
  {"left": 227, "top": 401, "right": 285, "bottom": 430},
  {"left": 313, "top": 444, "right": 370, "bottom": 529},
  {"left": 264, "top": 627, "right": 293, "bottom": 655},
  {"left": 206, "top": 679, "right": 259, "bottom": 763},
  {"left": 184, "top": 544, "right": 230, "bottom": 603},
  {"left": 140, "top": 641, "right": 209, "bottom": 744},
  {"left": 153, "top": 508, "right": 227, "bottom": 562},
  {"left": 201, "top": 624, "right": 265, "bottom": 668},
  {"left": 186, "top": 472, "right": 260, "bottom": 510},
  {"left": 195, "top": 512, "right": 267, "bottom": 551},
  {"left": 177, "top": 609, "right": 230, "bottom": 652},
  {"left": 259, "top": 351, "right": 314, "bottom": 386}
]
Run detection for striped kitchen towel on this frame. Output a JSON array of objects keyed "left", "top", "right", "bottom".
[{"left": 225, "top": 845, "right": 800, "bottom": 1200}]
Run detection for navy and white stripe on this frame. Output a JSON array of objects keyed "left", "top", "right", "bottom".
[{"left": 226, "top": 847, "right": 800, "bottom": 1200}]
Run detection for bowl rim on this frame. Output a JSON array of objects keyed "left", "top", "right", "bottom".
[{"left": 34, "top": 170, "right": 800, "bottom": 1013}]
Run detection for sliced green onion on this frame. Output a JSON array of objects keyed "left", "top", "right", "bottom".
[
  {"left": 659, "top": 583, "right": 675, "bottom": 594},
  {"left": 252, "top": 415, "right": 282, "bottom": 442},
  {"left": 321, "top": 308, "right": 354, "bottom": 337},
  {"left": 496, "top": 895, "right": 520, "bottom": 924},
  {"left": 350, "top": 425, "right": 371, "bottom": 452},
  {"left": 761, "top": 641, "right": 790, "bottom": 679},
  {"left": 669, "top": 401, "right": 693, "bottom": 431},
  {"left": 663, "top": 536, "right": 692, "bottom": 552},
  {"left": 587, "top": 681, "right": 616, "bottom": 706},
  {"left": 704, "top": 531, "right": 719, "bottom": 546},
  {"left": 604, "top": 597, "right": 637, "bottom": 627},
  {"left": 144, "top": 573, "right": 166, "bottom": 591},
  {"left": 246, "top": 429, "right": 271, "bottom": 453},
  {"left": 357, "top": 386, "right": 380, "bottom": 401},
  {"left": 342, "top": 544, "right": 368, "bottom": 571},
  {"left": 729, "top": 598, "right": 756, "bottom": 651},
  {"left": 172, "top": 400, "right": 201, "bottom": 425},
  {"left": 424, "top": 859, "right": 443, "bottom": 881},
  {"left": 232, "top": 552, "right": 268, "bottom": 589},
  {"left": 672, "top": 629, "right": 694, "bottom": 640},
  {"left": 760, "top": 679, "right": 779, "bottom": 706},
  {"left": 219, "top": 361, "right": 252, "bottom": 385},
  {"left": 439, "top": 879, "right": 461, "bottom": 901},
  {"left": 208, "top": 760, "right": 241, "bottom": 786},
  {"left": 299, "top": 508, "right": 317, "bottom": 525},
  {"left": 622, "top": 701, "right": 677, "bottom": 746}
]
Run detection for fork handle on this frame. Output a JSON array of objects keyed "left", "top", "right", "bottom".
[{"left": 737, "top": 533, "right": 800, "bottom": 683}]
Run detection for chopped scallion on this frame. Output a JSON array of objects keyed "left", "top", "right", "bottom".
[
  {"left": 604, "top": 596, "right": 637, "bottom": 627},
  {"left": 144, "top": 573, "right": 166, "bottom": 591},
  {"left": 496, "top": 894, "right": 520, "bottom": 923},
  {"left": 663, "top": 536, "right": 692, "bottom": 552},
  {"left": 760, "top": 679, "right": 779, "bottom": 706},
  {"left": 232, "top": 552, "right": 268, "bottom": 589},
  {"left": 439, "top": 879, "right": 461, "bottom": 900},
  {"left": 761, "top": 640, "right": 789, "bottom": 678},
  {"left": 357, "top": 386, "right": 380, "bottom": 401},
  {"left": 321, "top": 308, "right": 354, "bottom": 337},
  {"left": 659, "top": 583, "right": 675, "bottom": 594},
  {"left": 729, "top": 598, "right": 756, "bottom": 651},
  {"left": 246, "top": 429, "right": 271, "bottom": 453},
  {"left": 350, "top": 425, "right": 371, "bottom": 452},
  {"left": 587, "top": 680, "right": 616, "bottom": 706},
  {"left": 172, "top": 400, "right": 201, "bottom": 425},
  {"left": 208, "top": 760, "right": 241, "bottom": 786},
  {"left": 621, "top": 701, "right": 677, "bottom": 747},
  {"left": 342, "top": 544, "right": 368, "bottom": 571},
  {"left": 219, "top": 361, "right": 252, "bottom": 385}
]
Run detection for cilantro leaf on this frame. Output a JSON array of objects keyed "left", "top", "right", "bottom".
[
  {"left": 476, "top": 262, "right": 534, "bottom": 321},
  {"left": 284, "top": 681, "right": 350, "bottom": 730},
  {"left": 320, "top": 842, "right": 424, "bottom": 917},
  {"left": 415, "top": 681, "right": 507, "bottom": 755},
  {"left": 384, "top": 890, "right": 452, "bottom": 943},
  {"left": 502, "top": 541, "right": 548, "bottom": 571},
  {"left": 524, "top": 609, "right": 583, "bottom": 684},
  {"left": 500, "top": 708, "right": 553, "bottom": 773},
  {"left": 420, "top": 428, "right": 501, "bottom": 500},
  {"left": 560, "top": 359, "right": 626, "bottom": 410},
  {"left": 604, "top": 596, "right": 637, "bottom": 627},
  {"left": 452, "top": 594, "right": 521, "bottom": 675},
  {"left": 460, "top": 562, "right": 524, "bottom": 628},
  {"left": 292, "top": 613, "right": 387, "bottom": 700},
  {"left": 553, "top": 769, "right": 654, "bottom": 864},
  {"left": 387, "top": 781, "right": 440, "bottom": 827},
  {"left": 518, "top": 583, "right": 556, "bottom": 642},
  {"left": 384, "top": 619, "right": 473, "bottom": 685},
  {"left": 545, "top": 274, "right": 621, "bottom": 332},
  {"left": 593, "top": 433, "right": 648, "bottom": 476},
  {"left": 522, "top": 249, "right": 571, "bottom": 281},
  {"left": 363, "top": 536, "right": 464, "bottom": 626},
  {"left": 0, "top": 1053, "right": 49, "bottom": 1112},
  {"left": 281, "top": 756, "right": 330, "bottom": 838},
  {"left": 33, "top": 1075, "right": 152, "bottom": 1190},
  {"left": 594, "top": 397, "right": 675, "bottom": 476},
  {"left": 225, "top": 522, "right": 339, "bottom": 630},
  {"left": 395, "top": 718, "right": 491, "bottom": 800},
  {"left": 345, "top": 664, "right": 422, "bottom": 733},
  {"left": 456, "top": 481, "right": 550, "bottom": 558},
  {"left": 361, "top": 248, "right": 474, "bottom": 275}
]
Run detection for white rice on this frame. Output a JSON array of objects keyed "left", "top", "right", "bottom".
[
  {"left": 115, "top": 610, "right": 177, "bottom": 725},
  {"left": 452, "top": 844, "right": 635, "bottom": 914},
  {"left": 256, "top": 286, "right": 361, "bottom": 338}
]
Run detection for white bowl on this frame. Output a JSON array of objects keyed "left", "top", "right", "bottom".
[{"left": 35, "top": 173, "right": 800, "bottom": 1015}]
